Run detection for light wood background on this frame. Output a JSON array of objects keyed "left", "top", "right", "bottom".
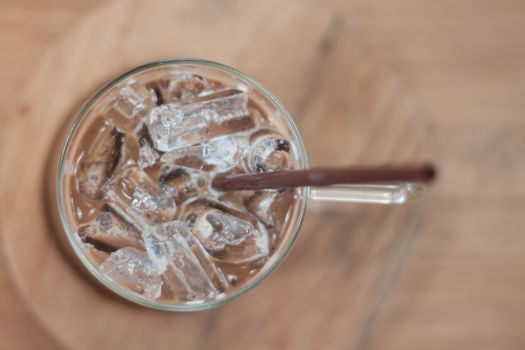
[{"left": 1, "top": 0, "right": 524, "bottom": 349}]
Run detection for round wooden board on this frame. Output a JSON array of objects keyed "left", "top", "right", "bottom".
[{"left": 0, "top": 0, "right": 430, "bottom": 349}]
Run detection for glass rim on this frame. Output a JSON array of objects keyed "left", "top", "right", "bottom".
[{"left": 56, "top": 58, "right": 310, "bottom": 312}]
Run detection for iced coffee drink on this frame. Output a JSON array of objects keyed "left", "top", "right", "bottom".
[{"left": 56, "top": 60, "right": 306, "bottom": 307}]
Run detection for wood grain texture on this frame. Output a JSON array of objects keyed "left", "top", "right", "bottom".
[
  {"left": 0, "top": 0, "right": 426, "bottom": 349},
  {"left": 0, "top": 1, "right": 107, "bottom": 348},
  {"left": 339, "top": 1, "right": 525, "bottom": 349},
  {"left": 2, "top": 0, "right": 525, "bottom": 349},
  {"left": 362, "top": 200, "right": 525, "bottom": 350}
]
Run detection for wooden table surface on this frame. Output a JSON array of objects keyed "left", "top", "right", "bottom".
[{"left": 1, "top": 0, "right": 524, "bottom": 349}]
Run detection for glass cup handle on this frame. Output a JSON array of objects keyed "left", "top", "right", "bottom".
[{"left": 308, "top": 182, "right": 424, "bottom": 205}]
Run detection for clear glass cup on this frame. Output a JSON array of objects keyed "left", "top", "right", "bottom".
[{"left": 47, "top": 58, "right": 423, "bottom": 312}]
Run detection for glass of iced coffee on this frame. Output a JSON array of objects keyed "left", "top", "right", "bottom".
[{"left": 48, "top": 59, "right": 420, "bottom": 311}]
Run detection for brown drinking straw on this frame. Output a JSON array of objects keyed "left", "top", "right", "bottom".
[{"left": 212, "top": 163, "right": 436, "bottom": 192}]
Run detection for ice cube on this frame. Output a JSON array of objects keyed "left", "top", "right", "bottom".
[
  {"left": 138, "top": 141, "right": 159, "bottom": 169},
  {"left": 159, "top": 165, "right": 207, "bottom": 205},
  {"left": 77, "top": 122, "right": 126, "bottom": 199},
  {"left": 160, "top": 144, "right": 204, "bottom": 170},
  {"left": 78, "top": 210, "right": 143, "bottom": 251},
  {"left": 183, "top": 89, "right": 248, "bottom": 122},
  {"left": 247, "top": 134, "right": 294, "bottom": 173},
  {"left": 167, "top": 74, "right": 210, "bottom": 101},
  {"left": 160, "top": 135, "right": 248, "bottom": 172},
  {"left": 175, "top": 223, "right": 229, "bottom": 292},
  {"left": 246, "top": 189, "right": 295, "bottom": 232},
  {"left": 77, "top": 163, "right": 110, "bottom": 200},
  {"left": 245, "top": 191, "right": 278, "bottom": 227},
  {"left": 132, "top": 123, "right": 159, "bottom": 169},
  {"left": 100, "top": 247, "right": 163, "bottom": 300},
  {"left": 143, "top": 221, "right": 228, "bottom": 301},
  {"left": 105, "top": 166, "right": 177, "bottom": 229},
  {"left": 247, "top": 106, "right": 266, "bottom": 127},
  {"left": 193, "top": 209, "right": 269, "bottom": 264},
  {"left": 112, "top": 83, "right": 155, "bottom": 120},
  {"left": 203, "top": 135, "right": 249, "bottom": 172},
  {"left": 145, "top": 89, "right": 249, "bottom": 152},
  {"left": 144, "top": 80, "right": 169, "bottom": 106},
  {"left": 146, "top": 104, "right": 208, "bottom": 152},
  {"left": 217, "top": 190, "right": 254, "bottom": 213},
  {"left": 208, "top": 114, "right": 256, "bottom": 139}
]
